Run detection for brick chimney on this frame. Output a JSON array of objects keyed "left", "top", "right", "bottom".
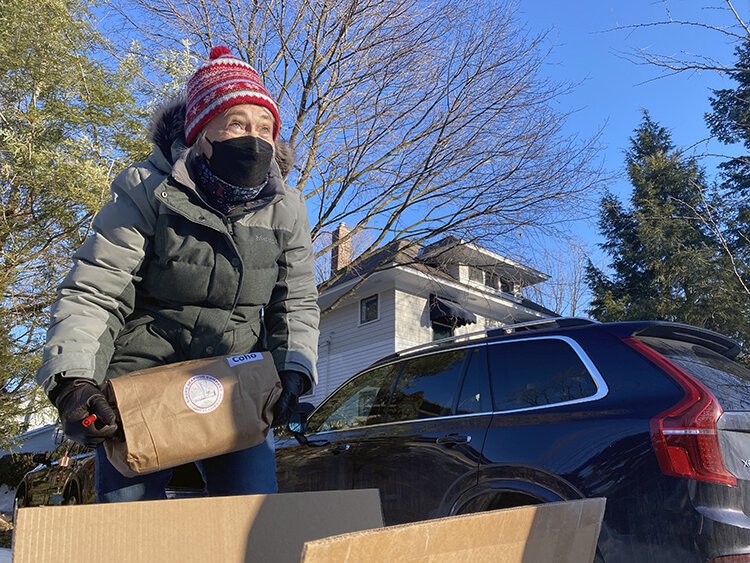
[{"left": 331, "top": 222, "right": 351, "bottom": 274}]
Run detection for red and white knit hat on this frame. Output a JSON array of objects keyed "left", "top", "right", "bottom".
[{"left": 184, "top": 46, "right": 280, "bottom": 146}]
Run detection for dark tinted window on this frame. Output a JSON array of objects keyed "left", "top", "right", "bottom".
[
  {"left": 387, "top": 349, "right": 468, "bottom": 422},
  {"left": 456, "top": 347, "right": 488, "bottom": 415},
  {"left": 489, "top": 338, "right": 598, "bottom": 411},
  {"left": 638, "top": 337, "right": 750, "bottom": 411},
  {"left": 309, "top": 364, "right": 399, "bottom": 432},
  {"left": 66, "top": 442, "right": 89, "bottom": 457},
  {"left": 360, "top": 295, "right": 378, "bottom": 323},
  {"left": 50, "top": 442, "right": 70, "bottom": 461}
]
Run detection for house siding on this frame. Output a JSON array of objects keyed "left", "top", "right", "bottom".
[
  {"left": 308, "top": 289, "right": 396, "bottom": 405},
  {"left": 393, "top": 290, "right": 503, "bottom": 351},
  {"left": 394, "top": 290, "right": 431, "bottom": 350}
]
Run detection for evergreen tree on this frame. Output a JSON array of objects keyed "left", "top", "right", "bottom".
[
  {"left": 587, "top": 113, "right": 750, "bottom": 350},
  {"left": 706, "top": 40, "right": 750, "bottom": 270},
  {"left": 0, "top": 0, "right": 148, "bottom": 444},
  {"left": 706, "top": 39, "right": 750, "bottom": 262}
]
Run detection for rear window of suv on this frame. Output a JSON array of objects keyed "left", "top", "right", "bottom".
[
  {"left": 488, "top": 337, "right": 599, "bottom": 412},
  {"left": 637, "top": 337, "right": 750, "bottom": 411}
]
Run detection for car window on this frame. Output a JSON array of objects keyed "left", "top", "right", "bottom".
[
  {"left": 68, "top": 442, "right": 90, "bottom": 457},
  {"left": 50, "top": 442, "right": 71, "bottom": 461},
  {"left": 637, "top": 336, "right": 750, "bottom": 411},
  {"left": 46, "top": 440, "right": 88, "bottom": 461},
  {"left": 456, "top": 347, "right": 489, "bottom": 415},
  {"left": 386, "top": 349, "right": 468, "bottom": 423},
  {"left": 489, "top": 338, "right": 598, "bottom": 411},
  {"left": 309, "top": 364, "right": 400, "bottom": 432}
]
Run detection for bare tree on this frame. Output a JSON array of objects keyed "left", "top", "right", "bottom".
[
  {"left": 104, "top": 0, "right": 602, "bottom": 303},
  {"left": 614, "top": 1, "right": 749, "bottom": 76},
  {"left": 522, "top": 237, "right": 591, "bottom": 316},
  {"left": 668, "top": 180, "right": 750, "bottom": 296}
]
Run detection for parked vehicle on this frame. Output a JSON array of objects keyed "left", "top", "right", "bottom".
[
  {"left": 15, "top": 439, "right": 95, "bottom": 507},
  {"left": 276, "top": 318, "right": 750, "bottom": 562},
  {"left": 15, "top": 433, "right": 205, "bottom": 508}
]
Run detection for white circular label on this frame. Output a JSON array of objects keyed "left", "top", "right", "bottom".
[{"left": 183, "top": 375, "right": 224, "bottom": 414}]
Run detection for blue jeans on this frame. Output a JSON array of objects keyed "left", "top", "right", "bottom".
[{"left": 95, "top": 430, "right": 278, "bottom": 503}]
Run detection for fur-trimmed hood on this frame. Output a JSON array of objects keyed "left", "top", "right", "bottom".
[{"left": 148, "top": 97, "right": 296, "bottom": 178}]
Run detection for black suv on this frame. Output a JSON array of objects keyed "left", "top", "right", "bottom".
[
  {"left": 276, "top": 318, "right": 750, "bottom": 563},
  {"left": 14, "top": 435, "right": 205, "bottom": 507},
  {"left": 15, "top": 439, "right": 96, "bottom": 507}
]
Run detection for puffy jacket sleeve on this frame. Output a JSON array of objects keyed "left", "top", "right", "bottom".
[
  {"left": 37, "top": 163, "right": 161, "bottom": 399},
  {"left": 264, "top": 190, "right": 320, "bottom": 387}
]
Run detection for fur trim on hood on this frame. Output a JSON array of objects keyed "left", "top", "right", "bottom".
[{"left": 148, "top": 97, "right": 296, "bottom": 178}]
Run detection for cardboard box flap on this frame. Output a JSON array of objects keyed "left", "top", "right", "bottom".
[
  {"left": 13, "top": 489, "right": 383, "bottom": 563},
  {"left": 300, "top": 498, "right": 606, "bottom": 563}
]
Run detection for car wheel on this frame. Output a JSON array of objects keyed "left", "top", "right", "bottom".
[
  {"left": 14, "top": 486, "right": 27, "bottom": 510},
  {"left": 63, "top": 486, "right": 80, "bottom": 506}
]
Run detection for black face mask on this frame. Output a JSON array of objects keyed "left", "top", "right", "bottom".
[{"left": 206, "top": 135, "right": 274, "bottom": 187}]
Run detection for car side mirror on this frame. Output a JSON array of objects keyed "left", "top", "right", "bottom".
[
  {"left": 32, "top": 453, "right": 52, "bottom": 466},
  {"left": 288, "top": 402, "right": 315, "bottom": 434},
  {"left": 287, "top": 403, "right": 329, "bottom": 448},
  {"left": 288, "top": 411, "right": 309, "bottom": 435}
]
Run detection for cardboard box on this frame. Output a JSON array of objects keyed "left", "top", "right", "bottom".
[
  {"left": 301, "top": 498, "right": 606, "bottom": 563},
  {"left": 13, "top": 491, "right": 605, "bottom": 563}
]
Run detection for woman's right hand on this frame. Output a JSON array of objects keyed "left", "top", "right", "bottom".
[{"left": 54, "top": 379, "right": 119, "bottom": 448}]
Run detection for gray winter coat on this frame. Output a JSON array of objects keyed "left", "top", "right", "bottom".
[{"left": 37, "top": 100, "right": 319, "bottom": 398}]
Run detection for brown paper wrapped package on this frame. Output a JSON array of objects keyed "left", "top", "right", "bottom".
[{"left": 103, "top": 352, "right": 282, "bottom": 477}]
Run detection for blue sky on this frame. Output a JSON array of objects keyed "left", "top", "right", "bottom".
[
  {"left": 499, "top": 1, "right": 748, "bottom": 313},
  {"left": 516, "top": 1, "right": 741, "bottom": 250}
]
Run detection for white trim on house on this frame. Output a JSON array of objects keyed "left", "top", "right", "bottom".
[
  {"left": 391, "top": 265, "right": 548, "bottom": 320},
  {"left": 320, "top": 262, "right": 547, "bottom": 318},
  {"left": 417, "top": 238, "right": 549, "bottom": 286}
]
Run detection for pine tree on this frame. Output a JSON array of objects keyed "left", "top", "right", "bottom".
[
  {"left": 706, "top": 39, "right": 750, "bottom": 263},
  {"left": 587, "top": 113, "right": 750, "bottom": 350},
  {"left": 0, "top": 0, "right": 148, "bottom": 444}
]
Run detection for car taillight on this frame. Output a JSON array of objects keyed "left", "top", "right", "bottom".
[
  {"left": 623, "top": 337, "right": 737, "bottom": 487},
  {"left": 710, "top": 556, "right": 750, "bottom": 562}
]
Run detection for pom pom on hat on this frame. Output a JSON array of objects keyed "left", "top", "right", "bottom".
[
  {"left": 209, "top": 45, "right": 231, "bottom": 59},
  {"left": 184, "top": 45, "right": 281, "bottom": 145}
]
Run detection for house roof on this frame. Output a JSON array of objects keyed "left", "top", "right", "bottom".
[
  {"left": 321, "top": 236, "right": 549, "bottom": 292},
  {"left": 321, "top": 239, "right": 460, "bottom": 292},
  {"left": 418, "top": 236, "right": 549, "bottom": 285},
  {"left": 519, "top": 297, "right": 559, "bottom": 317}
]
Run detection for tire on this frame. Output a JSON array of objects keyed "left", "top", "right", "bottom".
[
  {"left": 14, "top": 486, "right": 27, "bottom": 511},
  {"left": 63, "top": 485, "right": 80, "bottom": 506}
]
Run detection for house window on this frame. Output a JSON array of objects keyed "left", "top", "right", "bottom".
[
  {"left": 500, "top": 279, "right": 514, "bottom": 294},
  {"left": 360, "top": 294, "right": 379, "bottom": 324},
  {"left": 432, "top": 321, "right": 454, "bottom": 341},
  {"left": 485, "top": 272, "right": 499, "bottom": 290},
  {"left": 428, "top": 294, "right": 476, "bottom": 340},
  {"left": 468, "top": 266, "right": 484, "bottom": 284}
]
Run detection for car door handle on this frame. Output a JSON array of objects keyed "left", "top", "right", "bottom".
[
  {"left": 436, "top": 434, "right": 471, "bottom": 446},
  {"left": 330, "top": 443, "right": 351, "bottom": 454}
]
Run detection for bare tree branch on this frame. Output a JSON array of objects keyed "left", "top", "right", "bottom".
[{"left": 103, "top": 0, "right": 603, "bottom": 295}]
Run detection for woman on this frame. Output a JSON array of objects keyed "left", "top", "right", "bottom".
[{"left": 36, "top": 46, "right": 319, "bottom": 502}]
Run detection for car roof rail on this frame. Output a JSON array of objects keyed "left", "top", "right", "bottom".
[
  {"left": 486, "top": 316, "right": 597, "bottom": 336},
  {"left": 388, "top": 317, "right": 597, "bottom": 360}
]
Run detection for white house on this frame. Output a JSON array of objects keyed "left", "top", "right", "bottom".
[{"left": 305, "top": 230, "right": 556, "bottom": 405}]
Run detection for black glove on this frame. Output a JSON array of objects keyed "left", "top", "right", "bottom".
[
  {"left": 272, "top": 371, "right": 308, "bottom": 428},
  {"left": 54, "top": 379, "right": 119, "bottom": 448}
]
